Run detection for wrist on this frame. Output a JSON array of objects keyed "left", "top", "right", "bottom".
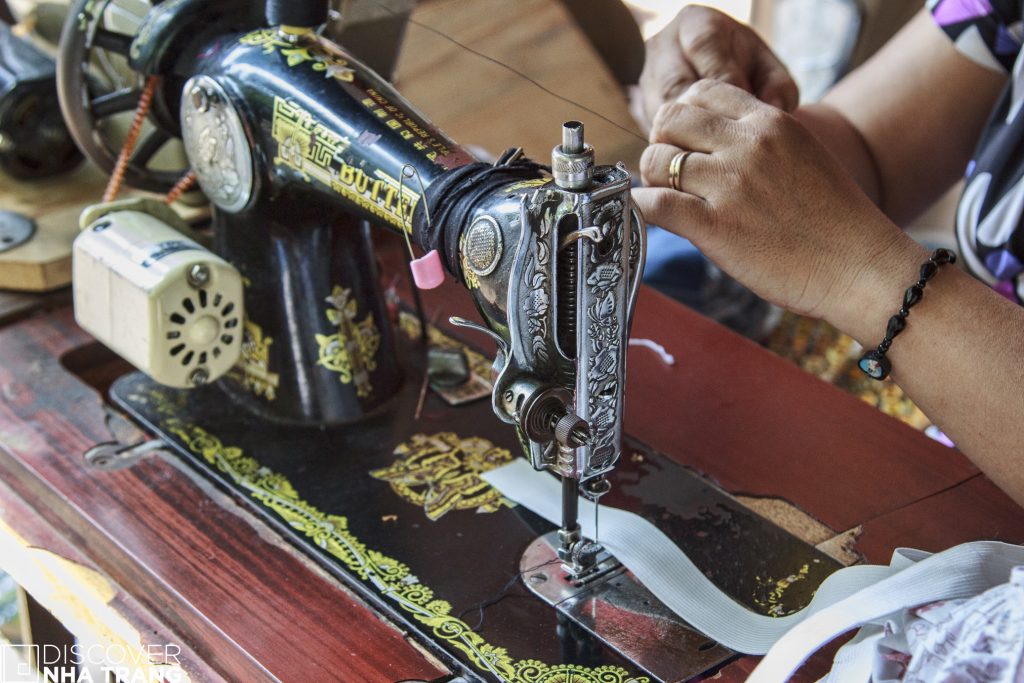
[{"left": 823, "top": 225, "right": 929, "bottom": 347}]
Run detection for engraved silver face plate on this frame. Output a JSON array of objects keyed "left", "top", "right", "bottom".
[
  {"left": 180, "top": 76, "right": 254, "bottom": 213},
  {"left": 492, "top": 165, "right": 643, "bottom": 480},
  {"left": 0, "top": 211, "right": 36, "bottom": 253},
  {"left": 464, "top": 215, "right": 503, "bottom": 276}
]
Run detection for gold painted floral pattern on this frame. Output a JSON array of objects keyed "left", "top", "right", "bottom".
[
  {"left": 371, "top": 432, "right": 513, "bottom": 521},
  {"left": 150, "top": 415, "right": 646, "bottom": 683}
]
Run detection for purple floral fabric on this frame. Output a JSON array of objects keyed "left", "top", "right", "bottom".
[{"left": 930, "top": 0, "right": 1024, "bottom": 303}]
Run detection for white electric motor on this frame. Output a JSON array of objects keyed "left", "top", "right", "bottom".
[{"left": 73, "top": 207, "right": 244, "bottom": 389}]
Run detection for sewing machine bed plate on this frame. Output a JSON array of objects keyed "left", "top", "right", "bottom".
[{"left": 110, "top": 336, "right": 839, "bottom": 683}]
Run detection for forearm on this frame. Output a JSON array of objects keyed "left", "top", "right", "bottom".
[
  {"left": 829, "top": 233, "right": 1024, "bottom": 506},
  {"left": 817, "top": 11, "right": 1005, "bottom": 225},
  {"left": 794, "top": 103, "right": 882, "bottom": 206}
]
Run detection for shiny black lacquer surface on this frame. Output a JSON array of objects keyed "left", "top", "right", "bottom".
[
  {"left": 112, "top": 332, "right": 839, "bottom": 682},
  {"left": 171, "top": 21, "right": 497, "bottom": 425}
]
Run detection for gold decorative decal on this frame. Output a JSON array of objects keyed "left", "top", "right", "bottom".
[
  {"left": 754, "top": 563, "right": 812, "bottom": 618},
  {"left": 371, "top": 432, "right": 513, "bottom": 521},
  {"left": 240, "top": 29, "right": 355, "bottom": 81},
  {"left": 459, "top": 233, "right": 481, "bottom": 291},
  {"left": 504, "top": 178, "right": 550, "bottom": 193},
  {"left": 229, "top": 320, "right": 280, "bottom": 401},
  {"left": 359, "top": 88, "right": 462, "bottom": 168},
  {"left": 271, "top": 97, "right": 417, "bottom": 229},
  {"left": 315, "top": 286, "right": 380, "bottom": 398},
  {"left": 157, "top": 418, "right": 645, "bottom": 683}
]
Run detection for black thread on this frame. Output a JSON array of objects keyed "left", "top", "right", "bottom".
[
  {"left": 412, "top": 154, "right": 547, "bottom": 283},
  {"left": 456, "top": 558, "right": 562, "bottom": 630},
  {"left": 364, "top": 0, "right": 648, "bottom": 144}
]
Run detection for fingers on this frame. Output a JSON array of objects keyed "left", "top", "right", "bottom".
[
  {"left": 675, "top": 11, "right": 751, "bottom": 92},
  {"left": 649, "top": 100, "right": 736, "bottom": 149},
  {"left": 751, "top": 47, "right": 800, "bottom": 112},
  {"left": 678, "top": 79, "right": 766, "bottom": 119},
  {"left": 639, "top": 144, "right": 715, "bottom": 199},
  {"left": 640, "top": 62, "right": 696, "bottom": 129},
  {"left": 638, "top": 6, "right": 794, "bottom": 127},
  {"left": 632, "top": 187, "right": 712, "bottom": 243}
]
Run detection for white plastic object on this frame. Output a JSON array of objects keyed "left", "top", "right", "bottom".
[{"left": 73, "top": 209, "right": 244, "bottom": 389}]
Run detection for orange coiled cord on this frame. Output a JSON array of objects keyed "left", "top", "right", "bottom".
[
  {"left": 102, "top": 75, "right": 160, "bottom": 202},
  {"left": 165, "top": 170, "right": 198, "bottom": 205}
]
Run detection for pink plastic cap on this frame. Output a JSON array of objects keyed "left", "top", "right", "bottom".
[{"left": 410, "top": 249, "right": 445, "bottom": 289}]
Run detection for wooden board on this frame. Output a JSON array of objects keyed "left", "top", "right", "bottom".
[
  {"left": 0, "top": 164, "right": 108, "bottom": 292},
  {"left": 0, "top": 311, "right": 448, "bottom": 683},
  {"left": 394, "top": 0, "right": 647, "bottom": 170}
]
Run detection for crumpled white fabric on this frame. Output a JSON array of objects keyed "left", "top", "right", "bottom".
[
  {"left": 820, "top": 565, "right": 1024, "bottom": 683},
  {"left": 898, "top": 566, "right": 1024, "bottom": 682}
]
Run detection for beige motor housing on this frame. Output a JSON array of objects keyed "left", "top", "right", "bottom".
[{"left": 73, "top": 209, "right": 244, "bottom": 389}]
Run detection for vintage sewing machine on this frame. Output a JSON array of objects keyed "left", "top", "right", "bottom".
[{"left": 55, "top": 1, "right": 838, "bottom": 680}]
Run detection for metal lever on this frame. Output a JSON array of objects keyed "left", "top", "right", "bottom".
[
  {"left": 449, "top": 316, "right": 508, "bottom": 354},
  {"left": 84, "top": 439, "right": 168, "bottom": 470}
]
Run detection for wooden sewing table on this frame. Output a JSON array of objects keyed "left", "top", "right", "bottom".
[
  {"left": 2, "top": 233, "right": 1022, "bottom": 682},
  {"left": 1, "top": 0, "right": 1022, "bottom": 680}
]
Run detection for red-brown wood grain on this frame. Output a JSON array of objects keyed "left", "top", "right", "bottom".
[
  {"left": 0, "top": 309, "right": 446, "bottom": 683},
  {"left": 0, "top": 476, "right": 227, "bottom": 683}
]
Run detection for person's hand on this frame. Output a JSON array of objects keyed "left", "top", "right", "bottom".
[
  {"left": 633, "top": 79, "right": 924, "bottom": 330},
  {"left": 639, "top": 6, "right": 799, "bottom": 127}
]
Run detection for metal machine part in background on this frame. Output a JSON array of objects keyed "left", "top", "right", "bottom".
[
  {"left": 55, "top": 0, "right": 258, "bottom": 192},
  {"left": 0, "top": 210, "right": 35, "bottom": 253},
  {"left": 0, "top": 21, "right": 80, "bottom": 178}
]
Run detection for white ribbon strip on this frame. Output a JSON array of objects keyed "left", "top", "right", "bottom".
[
  {"left": 483, "top": 460, "right": 892, "bottom": 654},
  {"left": 483, "top": 459, "right": 1024, "bottom": 675}
]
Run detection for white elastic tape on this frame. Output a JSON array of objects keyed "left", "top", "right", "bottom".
[
  {"left": 483, "top": 461, "right": 1024, "bottom": 680},
  {"left": 817, "top": 628, "right": 883, "bottom": 683},
  {"left": 484, "top": 460, "right": 892, "bottom": 654}
]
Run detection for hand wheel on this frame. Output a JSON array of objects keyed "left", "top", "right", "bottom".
[{"left": 56, "top": 0, "right": 188, "bottom": 193}]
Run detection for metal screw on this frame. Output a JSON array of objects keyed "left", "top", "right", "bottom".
[
  {"left": 189, "top": 368, "right": 209, "bottom": 386},
  {"left": 186, "top": 263, "right": 210, "bottom": 288},
  {"left": 503, "top": 389, "right": 514, "bottom": 403},
  {"left": 583, "top": 476, "right": 611, "bottom": 498},
  {"left": 528, "top": 573, "right": 548, "bottom": 584},
  {"left": 190, "top": 86, "right": 210, "bottom": 113}
]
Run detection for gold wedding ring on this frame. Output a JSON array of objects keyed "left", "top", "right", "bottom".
[{"left": 668, "top": 151, "right": 692, "bottom": 192}]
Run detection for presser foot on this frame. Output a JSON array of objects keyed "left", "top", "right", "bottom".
[
  {"left": 556, "top": 526, "right": 610, "bottom": 583},
  {"left": 521, "top": 531, "right": 732, "bottom": 683}
]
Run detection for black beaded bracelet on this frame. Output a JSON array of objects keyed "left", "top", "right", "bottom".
[{"left": 858, "top": 248, "right": 956, "bottom": 381}]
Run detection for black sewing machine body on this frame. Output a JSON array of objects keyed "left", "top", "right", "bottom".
[{"left": 56, "top": 2, "right": 841, "bottom": 680}]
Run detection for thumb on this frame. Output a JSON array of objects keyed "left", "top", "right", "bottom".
[{"left": 633, "top": 187, "right": 711, "bottom": 243}]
